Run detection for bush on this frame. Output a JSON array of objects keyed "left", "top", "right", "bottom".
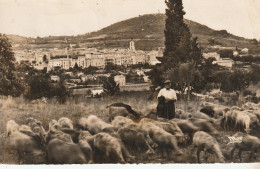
[{"left": 24, "top": 74, "right": 69, "bottom": 103}]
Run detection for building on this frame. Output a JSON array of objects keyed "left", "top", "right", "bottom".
[
  {"left": 256, "top": 90, "right": 260, "bottom": 98},
  {"left": 241, "top": 48, "right": 249, "bottom": 54},
  {"left": 81, "top": 75, "right": 95, "bottom": 82},
  {"left": 114, "top": 75, "right": 126, "bottom": 86},
  {"left": 129, "top": 40, "right": 135, "bottom": 50},
  {"left": 203, "top": 52, "right": 220, "bottom": 61},
  {"left": 50, "top": 75, "right": 60, "bottom": 82},
  {"left": 212, "top": 58, "right": 234, "bottom": 68}
]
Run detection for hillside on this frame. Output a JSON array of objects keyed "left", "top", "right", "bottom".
[
  {"left": 77, "top": 13, "right": 258, "bottom": 51},
  {"left": 4, "top": 14, "right": 260, "bottom": 52}
]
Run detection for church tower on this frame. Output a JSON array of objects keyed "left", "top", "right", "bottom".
[{"left": 129, "top": 39, "right": 135, "bottom": 51}]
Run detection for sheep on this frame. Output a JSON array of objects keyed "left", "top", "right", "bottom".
[
  {"left": 19, "top": 125, "right": 36, "bottom": 136},
  {"left": 230, "top": 132, "right": 260, "bottom": 162},
  {"left": 45, "top": 120, "right": 73, "bottom": 144},
  {"left": 48, "top": 119, "right": 60, "bottom": 130},
  {"left": 138, "top": 118, "right": 183, "bottom": 160},
  {"left": 6, "top": 120, "right": 19, "bottom": 136},
  {"left": 91, "top": 132, "right": 126, "bottom": 163},
  {"left": 117, "top": 127, "right": 155, "bottom": 156},
  {"left": 26, "top": 117, "right": 47, "bottom": 146},
  {"left": 60, "top": 128, "right": 81, "bottom": 143},
  {"left": 243, "top": 110, "right": 259, "bottom": 128},
  {"left": 58, "top": 117, "right": 74, "bottom": 129},
  {"left": 188, "top": 118, "right": 218, "bottom": 135},
  {"left": 200, "top": 106, "right": 215, "bottom": 117},
  {"left": 78, "top": 140, "right": 93, "bottom": 163},
  {"left": 191, "top": 111, "right": 215, "bottom": 122},
  {"left": 4, "top": 130, "right": 46, "bottom": 164},
  {"left": 223, "top": 110, "right": 239, "bottom": 130},
  {"left": 242, "top": 102, "right": 259, "bottom": 110},
  {"left": 78, "top": 115, "right": 113, "bottom": 135},
  {"left": 47, "top": 138, "right": 87, "bottom": 164},
  {"left": 234, "top": 112, "right": 251, "bottom": 134},
  {"left": 175, "top": 109, "right": 192, "bottom": 119},
  {"left": 124, "top": 123, "right": 157, "bottom": 149},
  {"left": 192, "top": 131, "right": 225, "bottom": 163},
  {"left": 111, "top": 116, "right": 135, "bottom": 128},
  {"left": 78, "top": 118, "right": 135, "bottom": 163},
  {"left": 106, "top": 103, "right": 141, "bottom": 121},
  {"left": 172, "top": 119, "right": 199, "bottom": 143},
  {"left": 200, "top": 103, "right": 229, "bottom": 118},
  {"left": 97, "top": 127, "right": 135, "bottom": 163},
  {"left": 143, "top": 118, "right": 185, "bottom": 144},
  {"left": 253, "top": 109, "right": 260, "bottom": 121}
]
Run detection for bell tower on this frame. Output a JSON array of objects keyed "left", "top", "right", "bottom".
[{"left": 129, "top": 39, "right": 135, "bottom": 51}]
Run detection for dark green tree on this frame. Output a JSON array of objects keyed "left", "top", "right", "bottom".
[
  {"left": 73, "top": 63, "right": 80, "bottom": 70},
  {"left": 189, "top": 37, "right": 203, "bottom": 67},
  {"left": 250, "top": 64, "right": 260, "bottom": 84},
  {"left": 53, "top": 81, "right": 70, "bottom": 104},
  {"left": 0, "top": 34, "right": 24, "bottom": 96},
  {"left": 24, "top": 74, "right": 53, "bottom": 100},
  {"left": 230, "top": 69, "right": 251, "bottom": 105},
  {"left": 161, "top": 0, "right": 192, "bottom": 69},
  {"left": 103, "top": 75, "right": 120, "bottom": 96}
]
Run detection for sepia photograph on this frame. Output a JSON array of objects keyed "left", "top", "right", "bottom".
[{"left": 0, "top": 0, "right": 260, "bottom": 167}]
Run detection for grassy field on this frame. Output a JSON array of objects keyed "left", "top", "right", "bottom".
[{"left": 0, "top": 93, "right": 259, "bottom": 164}]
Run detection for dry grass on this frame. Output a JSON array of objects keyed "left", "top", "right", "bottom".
[{"left": 1, "top": 93, "right": 259, "bottom": 164}]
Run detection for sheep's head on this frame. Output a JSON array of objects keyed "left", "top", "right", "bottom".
[
  {"left": 78, "top": 131, "right": 92, "bottom": 141},
  {"left": 245, "top": 129, "right": 251, "bottom": 134}
]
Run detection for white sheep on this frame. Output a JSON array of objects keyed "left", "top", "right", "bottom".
[
  {"left": 138, "top": 118, "right": 182, "bottom": 160},
  {"left": 4, "top": 130, "right": 46, "bottom": 164},
  {"left": 111, "top": 116, "right": 135, "bottom": 128},
  {"left": 92, "top": 132, "right": 126, "bottom": 163},
  {"left": 78, "top": 115, "right": 113, "bottom": 134},
  {"left": 235, "top": 112, "right": 251, "bottom": 134},
  {"left": 192, "top": 131, "right": 225, "bottom": 163},
  {"left": 6, "top": 120, "right": 20, "bottom": 136},
  {"left": 47, "top": 138, "right": 86, "bottom": 164},
  {"left": 230, "top": 132, "right": 260, "bottom": 162},
  {"left": 58, "top": 117, "right": 74, "bottom": 129}
]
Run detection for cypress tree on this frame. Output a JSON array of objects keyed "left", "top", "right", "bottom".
[{"left": 161, "top": 0, "right": 192, "bottom": 69}]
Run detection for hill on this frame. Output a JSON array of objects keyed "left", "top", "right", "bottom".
[
  {"left": 4, "top": 14, "right": 260, "bottom": 52},
  {"left": 77, "top": 13, "right": 258, "bottom": 51}
]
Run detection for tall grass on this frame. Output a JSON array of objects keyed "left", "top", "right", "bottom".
[{"left": 0, "top": 92, "right": 203, "bottom": 134}]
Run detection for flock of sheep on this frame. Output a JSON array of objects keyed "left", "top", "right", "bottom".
[{"left": 3, "top": 101, "right": 260, "bottom": 164}]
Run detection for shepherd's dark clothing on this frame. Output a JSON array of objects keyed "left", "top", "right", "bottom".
[{"left": 156, "top": 96, "right": 175, "bottom": 119}]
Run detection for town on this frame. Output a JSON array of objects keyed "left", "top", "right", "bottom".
[{"left": 13, "top": 37, "right": 259, "bottom": 98}]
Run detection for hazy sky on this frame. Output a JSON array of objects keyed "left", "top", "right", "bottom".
[{"left": 0, "top": 0, "right": 260, "bottom": 39}]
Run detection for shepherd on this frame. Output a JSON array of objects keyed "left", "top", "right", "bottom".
[{"left": 156, "top": 80, "right": 177, "bottom": 119}]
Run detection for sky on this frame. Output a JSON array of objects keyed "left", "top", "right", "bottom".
[{"left": 0, "top": 0, "right": 260, "bottom": 39}]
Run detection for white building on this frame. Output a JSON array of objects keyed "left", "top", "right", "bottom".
[
  {"left": 114, "top": 75, "right": 126, "bottom": 86},
  {"left": 203, "top": 52, "right": 220, "bottom": 61},
  {"left": 50, "top": 75, "right": 60, "bottom": 82},
  {"left": 129, "top": 40, "right": 135, "bottom": 50},
  {"left": 212, "top": 58, "right": 234, "bottom": 68},
  {"left": 241, "top": 48, "right": 249, "bottom": 54}
]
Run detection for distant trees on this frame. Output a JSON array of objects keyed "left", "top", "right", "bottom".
[
  {"left": 24, "top": 73, "right": 70, "bottom": 103},
  {"left": 0, "top": 34, "right": 24, "bottom": 96},
  {"left": 230, "top": 69, "right": 252, "bottom": 105},
  {"left": 24, "top": 74, "right": 53, "bottom": 100},
  {"left": 104, "top": 63, "right": 124, "bottom": 72},
  {"left": 218, "top": 49, "right": 233, "bottom": 58},
  {"left": 250, "top": 64, "right": 260, "bottom": 84},
  {"left": 103, "top": 75, "right": 119, "bottom": 96}
]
